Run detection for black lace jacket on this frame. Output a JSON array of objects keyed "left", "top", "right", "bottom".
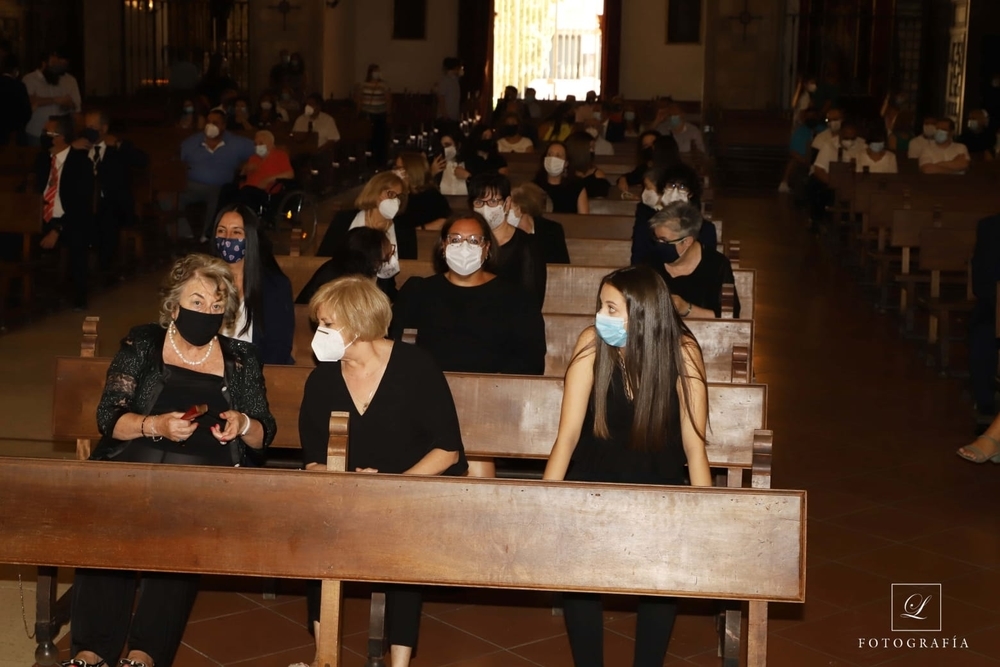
[{"left": 92, "top": 323, "right": 277, "bottom": 465}]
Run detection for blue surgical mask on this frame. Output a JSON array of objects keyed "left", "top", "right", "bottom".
[
  {"left": 215, "top": 237, "right": 247, "bottom": 263},
  {"left": 595, "top": 313, "right": 627, "bottom": 348},
  {"left": 669, "top": 115, "right": 682, "bottom": 128},
  {"left": 869, "top": 142, "right": 885, "bottom": 153},
  {"left": 934, "top": 129, "right": 949, "bottom": 144}
]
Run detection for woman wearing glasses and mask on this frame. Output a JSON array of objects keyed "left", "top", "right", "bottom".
[
  {"left": 645, "top": 202, "right": 739, "bottom": 319},
  {"left": 299, "top": 275, "right": 468, "bottom": 667},
  {"left": 629, "top": 166, "right": 714, "bottom": 267}
]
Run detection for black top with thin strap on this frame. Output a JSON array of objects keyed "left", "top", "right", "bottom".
[{"left": 567, "top": 365, "right": 687, "bottom": 485}]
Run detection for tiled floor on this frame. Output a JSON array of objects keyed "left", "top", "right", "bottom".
[{"left": 2, "top": 193, "right": 999, "bottom": 666}]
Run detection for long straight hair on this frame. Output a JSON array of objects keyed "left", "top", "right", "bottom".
[
  {"left": 213, "top": 203, "right": 282, "bottom": 339},
  {"left": 589, "top": 266, "right": 707, "bottom": 451}
]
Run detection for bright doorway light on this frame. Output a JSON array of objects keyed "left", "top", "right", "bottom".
[{"left": 493, "top": 0, "right": 604, "bottom": 104}]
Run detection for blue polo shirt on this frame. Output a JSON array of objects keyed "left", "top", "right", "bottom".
[
  {"left": 790, "top": 122, "right": 826, "bottom": 158},
  {"left": 180, "top": 131, "right": 255, "bottom": 186}
]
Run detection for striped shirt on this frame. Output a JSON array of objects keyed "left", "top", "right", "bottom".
[{"left": 359, "top": 81, "right": 389, "bottom": 114}]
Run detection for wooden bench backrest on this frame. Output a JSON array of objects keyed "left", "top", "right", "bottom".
[
  {"left": 276, "top": 257, "right": 754, "bottom": 318},
  {"left": 891, "top": 208, "right": 987, "bottom": 248},
  {"left": 917, "top": 227, "right": 976, "bottom": 272},
  {"left": 0, "top": 457, "right": 806, "bottom": 602},
  {"left": 52, "top": 357, "right": 765, "bottom": 473}
]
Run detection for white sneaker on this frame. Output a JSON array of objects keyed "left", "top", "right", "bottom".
[{"left": 777, "top": 182, "right": 791, "bottom": 194}]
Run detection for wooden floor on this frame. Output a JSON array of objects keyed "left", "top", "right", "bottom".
[{"left": 1, "top": 192, "right": 997, "bottom": 667}]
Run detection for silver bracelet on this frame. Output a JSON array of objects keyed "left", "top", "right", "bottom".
[{"left": 239, "top": 413, "right": 252, "bottom": 437}]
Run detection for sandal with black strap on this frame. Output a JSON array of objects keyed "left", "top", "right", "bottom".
[
  {"left": 61, "top": 659, "right": 106, "bottom": 667},
  {"left": 957, "top": 434, "right": 1000, "bottom": 464}
]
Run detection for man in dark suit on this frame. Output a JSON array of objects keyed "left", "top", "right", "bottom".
[
  {"left": 970, "top": 213, "right": 1000, "bottom": 431},
  {"left": 36, "top": 114, "right": 94, "bottom": 309},
  {"left": 0, "top": 54, "right": 30, "bottom": 145},
  {"left": 83, "top": 110, "right": 149, "bottom": 275}
]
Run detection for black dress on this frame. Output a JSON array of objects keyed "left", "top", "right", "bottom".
[
  {"left": 295, "top": 259, "right": 398, "bottom": 304},
  {"left": 534, "top": 216, "right": 570, "bottom": 264},
  {"left": 580, "top": 172, "right": 611, "bottom": 200},
  {"left": 562, "top": 365, "right": 686, "bottom": 667},
  {"left": 537, "top": 178, "right": 586, "bottom": 213},
  {"left": 463, "top": 153, "right": 508, "bottom": 178},
  {"left": 298, "top": 343, "right": 466, "bottom": 647},
  {"left": 648, "top": 244, "right": 740, "bottom": 318},
  {"left": 315, "top": 209, "right": 418, "bottom": 260},
  {"left": 496, "top": 228, "right": 547, "bottom": 308},
  {"left": 390, "top": 273, "right": 546, "bottom": 375},
  {"left": 395, "top": 187, "right": 452, "bottom": 230}
]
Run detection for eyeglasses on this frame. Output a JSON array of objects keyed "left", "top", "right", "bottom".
[
  {"left": 653, "top": 234, "right": 689, "bottom": 246},
  {"left": 473, "top": 197, "right": 504, "bottom": 208},
  {"left": 664, "top": 183, "right": 690, "bottom": 193},
  {"left": 384, "top": 243, "right": 397, "bottom": 261},
  {"left": 383, "top": 190, "right": 400, "bottom": 200},
  {"left": 445, "top": 234, "right": 488, "bottom": 247}
]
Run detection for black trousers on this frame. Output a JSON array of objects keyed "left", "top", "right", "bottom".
[
  {"left": 306, "top": 583, "right": 422, "bottom": 649},
  {"left": 968, "top": 309, "right": 998, "bottom": 415},
  {"left": 563, "top": 592, "right": 678, "bottom": 667},
  {"left": 366, "top": 113, "right": 389, "bottom": 168},
  {"left": 806, "top": 175, "right": 834, "bottom": 224},
  {"left": 48, "top": 218, "right": 89, "bottom": 308}
]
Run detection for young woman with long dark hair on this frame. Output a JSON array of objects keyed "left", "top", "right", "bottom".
[
  {"left": 543, "top": 264, "right": 711, "bottom": 667},
  {"left": 212, "top": 203, "right": 295, "bottom": 364}
]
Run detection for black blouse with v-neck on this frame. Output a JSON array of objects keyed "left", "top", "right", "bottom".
[{"left": 298, "top": 342, "right": 468, "bottom": 474}]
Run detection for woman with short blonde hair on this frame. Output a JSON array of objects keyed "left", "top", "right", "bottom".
[
  {"left": 65, "top": 253, "right": 276, "bottom": 667},
  {"left": 299, "top": 275, "right": 467, "bottom": 667}
]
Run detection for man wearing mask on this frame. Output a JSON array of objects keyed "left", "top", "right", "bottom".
[
  {"left": 958, "top": 109, "right": 995, "bottom": 160},
  {"left": 436, "top": 57, "right": 464, "bottom": 122},
  {"left": 919, "top": 118, "right": 970, "bottom": 174},
  {"left": 574, "top": 90, "right": 599, "bottom": 124},
  {"left": 235, "top": 130, "right": 294, "bottom": 211},
  {"left": 807, "top": 120, "right": 865, "bottom": 228},
  {"left": 655, "top": 103, "right": 705, "bottom": 154},
  {"left": 178, "top": 110, "right": 255, "bottom": 242},
  {"left": 779, "top": 107, "right": 825, "bottom": 193},
  {"left": 84, "top": 110, "right": 149, "bottom": 276},
  {"left": 0, "top": 54, "right": 30, "bottom": 146},
  {"left": 810, "top": 107, "right": 844, "bottom": 155},
  {"left": 23, "top": 49, "right": 81, "bottom": 146},
  {"left": 907, "top": 115, "right": 938, "bottom": 160},
  {"left": 291, "top": 93, "right": 340, "bottom": 150},
  {"left": 269, "top": 49, "right": 293, "bottom": 90},
  {"left": 34, "top": 115, "right": 93, "bottom": 309}
]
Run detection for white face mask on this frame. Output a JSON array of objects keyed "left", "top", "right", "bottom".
[
  {"left": 507, "top": 208, "right": 522, "bottom": 227},
  {"left": 445, "top": 242, "right": 484, "bottom": 276},
  {"left": 378, "top": 198, "right": 400, "bottom": 220},
  {"left": 840, "top": 138, "right": 856, "bottom": 149},
  {"left": 478, "top": 203, "right": 507, "bottom": 230},
  {"left": 662, "top": 188, "right": 689, "bottom": 205},
  {"left": 311, "top": 326, "right": 355, "bottom": 363},
  {"left": 806, "top": 83, "right": 817, "bottom": 93},
  {"left": 260, "top": 101, "right": 273, "bottom": 110},
  {"left": 585, "top": 127, "right": 599, "bottom": 139},
  {"left": 923, "top": 124, "right": 936, "bottom": 138},
  {"left": 393, "top": 168, "right": 408, "bottom": 182},
  {"left": 827, "top": 120, "right": 842, "bottom": 132},
  {"left": 255, "top": 144, "right": 268, "bottom": 157},
  {"left": 304, "top": 105, "right": 315, "bottom": 116},
  {"left": 372, "top": 71, "right": 381, "bottom": 81},
  {"left": 204, "top": 123, "right": 220, "bottom": 139},
  {"left": 592, "top": 111, "right": 602, "bottom": 121},
  {"left": 544, "top": 156, "right": 566, "bottom": 176},
  {"left": 443, "top": 145, "right": 457, "bottom": 160},
  {"left": 640, "top": 189, "right": 661, "bottom": 208},
  {"left": 377, "top": 259, "right": 399, "bottom": 280}
]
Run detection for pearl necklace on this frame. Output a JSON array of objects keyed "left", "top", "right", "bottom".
[{"left": 169, "top": 323, "right": 215, "bottom": 366}]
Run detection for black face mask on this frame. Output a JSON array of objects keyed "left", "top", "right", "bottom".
[
  {"left": 499, "top": 125, "right": 518, "bottom": 138},
  {"left": 478, "top": 139, "right": 494, "bottom": 153},
  {"left": 43, "top": 68, "right": 61, "bottom": 85},
  {"left": 653, "top": 240, "right": 682, "bottom": 264},
  {"left": 82, "top": 127, "right": 100, "bottom": 143},
  {"left": 641, "top": 146, "right": 654, "bottom": 162},
  {"left": 40, "top": 135, "right": 55, "bottom": 151},
  {"left": 173, "top": 307, "right": 224, "bottom": 347}
]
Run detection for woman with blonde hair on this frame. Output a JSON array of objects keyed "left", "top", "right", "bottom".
[
  {"left": 315, "top": 170, "right": 416, "bottom": 295},
  {"left": 509, "top": 182, "right": 569, "bottom": 264},
  {"left": 299, "top": 275, "right": 467, "bottom": 667},
  {"left": 63, "top": 253, "right": 276, "bottom": 667},
  {"left": 392, "top": 151, "right": 451, "bottom": 231}
]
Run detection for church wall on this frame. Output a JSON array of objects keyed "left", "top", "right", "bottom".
[
  {"left": 82, "top": 0, "right": 123, "bottom": 96},
  {"left": 619, "top": 0, "right": 705, "bottom": 102},
  {"left": 704, "top": 0, "right": 784, "bottom": 110}
]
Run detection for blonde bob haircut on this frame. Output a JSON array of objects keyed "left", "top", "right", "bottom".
[
  {"left": 397, "top": 151, "right": 433, "bottom": 192},
  {"left": 309, "top": 275, "right": 392, "bottom": 342},
  {"left": 511, "top": 182, "right": 547, "bottom": 218},
  {"left": 159, "top": 253, "right": 240, "bottom": 332},
  {"left": 355, "top": 171, "right": 408, "bottom": 214}
]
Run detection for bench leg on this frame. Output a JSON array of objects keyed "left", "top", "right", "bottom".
[
  {"left": 316, "top": 579, "right": 343, "bottom": 667},
  {"left": 719, "top": 608, "right": 740, "bottom": 667},
  {"left": 34, "top": 567, "right": 65, "bottom": 666},
  {"left": 746, "top": 600, "right": 768, "bottom": 667},
  {"left": 366, "top": 592, "right": 387, "bottom": 667}
]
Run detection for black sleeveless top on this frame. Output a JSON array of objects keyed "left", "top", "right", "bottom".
[{"left": 567, "top": 366, "right": 687, "bottom": 485}]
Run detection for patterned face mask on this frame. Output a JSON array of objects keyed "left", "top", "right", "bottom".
[{"left": 215, "top": 237, "right": 246, "bottom": 263}]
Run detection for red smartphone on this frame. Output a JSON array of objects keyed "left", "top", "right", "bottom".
[{"left": 181, "top": 404, "right": 208, "bottom": 421}]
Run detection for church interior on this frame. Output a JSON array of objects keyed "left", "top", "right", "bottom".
[{"left": 1, "top": 0, "right": 999, "bottom": 666}]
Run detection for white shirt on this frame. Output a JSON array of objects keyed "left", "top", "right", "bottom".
[
  {"left": 349, "top": 211, "right": 399, "bottom": 278},
  {"left": 292, "top": 111, "right": 340, "bottom": 148},
  {"left": 497, "top": 136, "right": 534, "bottom": 153},
  {"left": 811, "top": 138, "right": 866, "bottom": 175},
  {"left": 855, "top": 151, "right": 898, "bottom": 174},
  {"left": 811, "top": 127, "right": 839, "bottom": 154},
  {"left": 593, "top": 136, "right": 614, "bottom": 156},
  {"left": 229, "top": 300, "right": 254, "bottom": 343},
  {"left": 439, "top": 161, "right": 468, "bottom": 196},
  {"left": 23, "top": 70, "right": 82, "bottom": 138},
  {"left": 908, "top": 135, "right": 934, "bottom": 160},
  {"left": 44, "top": 147, "right": 71, "bottom": 220},
  {"left": 918, "top": 141, "right": 970, "bottom": 173}
]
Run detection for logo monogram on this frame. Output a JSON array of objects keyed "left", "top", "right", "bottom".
[
  {"left": 891, "top": 584, "right": 942, "bottom": 632},
  {"left": 900, "top": 593, "right": 933, "bottom": 620}
]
